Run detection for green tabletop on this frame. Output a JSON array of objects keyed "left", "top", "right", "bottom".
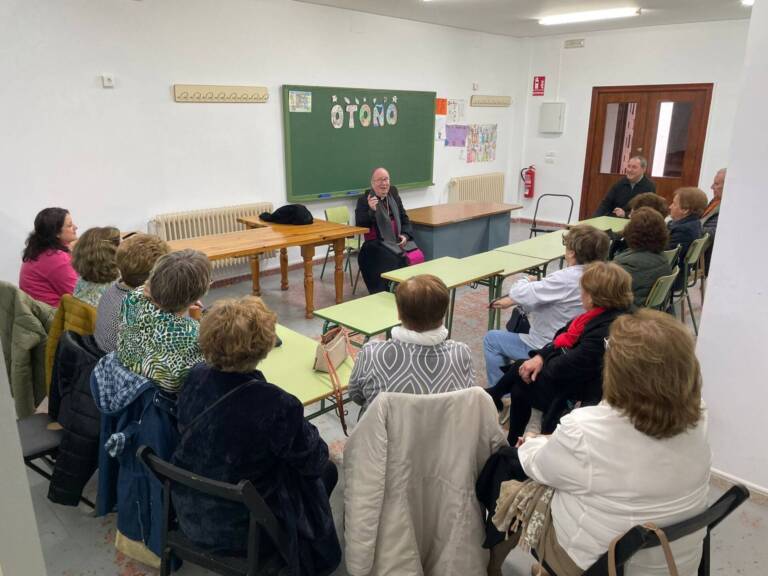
[
  {"left": 260, "top": 324, "right": 353, "bottom": 406},
  {"left": 575, "top": 216, "right": 627, "bottom": 234},
  {"left": 459, "top": 251, "right": 548, "bottom": 278},
  {"left": 382, "top": 256, "right": 503, "bottom": 288},
  {"left": 313, "top": 291, "right": 400, "bottom": 337},
  {"left": 496, "top": 229, "right": 567, "bottom": 262}
]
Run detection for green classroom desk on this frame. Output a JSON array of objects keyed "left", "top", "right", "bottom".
[
  {"left": 313, "top": 291, "right": 400, "bottom": 344},
  {"left": 575, "top": 216, "right": 627, "bottom": 234},
  {"left": 381, "top": 256, "right": 503, "bottom": 337},
  {"left": 458, "top": 251, "right": 549, "bottom": 329},
  {"left": 260, "top": 324, "right": 353, "bottom": 419},
  {"left": 496, "top": 228, "right": 568, "bottom": 262}
]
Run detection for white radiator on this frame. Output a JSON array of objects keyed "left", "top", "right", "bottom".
[
  {"left": 147, "top": 202, "right": 273, "bottom": 277},
  {"left": 448, "top": 172, "right": 505, "bottom": 203}
]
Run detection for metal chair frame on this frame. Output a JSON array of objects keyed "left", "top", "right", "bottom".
[
  {"left": 529, "top": 194, "right": 574, "bottom": 238},
  {"left": 538, "top": 484, "right": 749, "bottom": 576},
  {"left": 672, "top": 233, "right": 710, "bottom": 334},
  {"left": 320, "top": 206, "right": 362, "bottom": 293}
]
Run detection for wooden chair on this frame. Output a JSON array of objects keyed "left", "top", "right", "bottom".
[
  {"left": 137, "top": 445, "right": 290, "bottom": 576},
  {"left": 644, "top": 266, "right": 679, "bottom": 310},
  {"left": 320, "top": 205, "right": 362, "bottom": 293}
]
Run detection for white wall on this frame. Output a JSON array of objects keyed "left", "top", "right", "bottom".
[
  {"left": 0, "top": 0, "right": 526, "bottom": 283},
  {"left": 515, "top": 19, "right": 748, "bottom": 223},
  {"left": 697, "top": 2, "right": 768, "bottom": 492}
]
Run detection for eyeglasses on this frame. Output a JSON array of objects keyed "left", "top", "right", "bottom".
[
  {"left": 603, "top": 337, "right": 610, "bottom": 350},
  {"left": 373, "top": 177, "right": 390, "bottom": 183}
]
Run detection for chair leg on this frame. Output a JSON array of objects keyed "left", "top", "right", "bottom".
[
  {"left": 344, "top": 250, "right": 354, "bottom": 287},
  {"left": 320, "top": 245, "right": 333, "bottom": 280},
  {"left": 352, "top": 267, "right": 361, "bottom": 295},
  {"left": 687, "top": 290, "right": 699, "bottom": 335}
]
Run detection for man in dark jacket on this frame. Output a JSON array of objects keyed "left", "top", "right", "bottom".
[{"left": 594, "top": 156, "right": 656, "bottom": 217}]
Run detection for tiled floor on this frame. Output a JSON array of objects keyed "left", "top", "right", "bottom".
[{"left": 30, "top": 223, "right": 761, "bottom": 576}]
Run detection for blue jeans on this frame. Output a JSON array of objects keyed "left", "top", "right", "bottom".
[{"left": 483, "top": 330, "right": 535, "bottom": 387}]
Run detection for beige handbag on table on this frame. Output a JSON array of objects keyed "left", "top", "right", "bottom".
[{"left": 313, "top": 326, "right": 353, "bottom": 435}]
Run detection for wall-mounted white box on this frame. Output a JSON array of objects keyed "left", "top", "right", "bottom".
[{"left": 539, "top": 102, "right": 566, "bottom": 133}]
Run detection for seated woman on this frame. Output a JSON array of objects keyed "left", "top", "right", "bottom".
[
  {"left": 628, "top": 191, "right": 669, "bottom": 217},
  {"left": 480, "top": 309, "right": 710, "bottom": 576},
  {"left": 71, "top": 226, "right": 121, "bottom": 307},
  {"left": 94, "top": 233, "right": 170, "bottom": 353},
  {"left": 19, "top": 207, "right": 78, "bottom": 307},
  {"left": 171, "top": 296, "right": 341, "bottom": 575},
  {"left": 668, "top": 186, "right": 709, "bottom": 263},
  {"left": 484, "top": 225, "right": 610, "bottom": 387},
  {"left": 349, "top": 274, "right": 474, "bottom": 410},
  {"left": 355, "top": 167, "right": 424, "bottom": 294},
  {"left": 614, "top": 207, "right": 672, "bottom": 306},
  {"left": 486, "top": 262, "right": 632, "bottom": 444},
  {"left": 116, "top": 249, "right": 210, "bottom": 392}
]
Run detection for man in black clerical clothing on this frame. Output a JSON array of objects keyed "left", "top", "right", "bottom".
[{"left": 594, "top": 155, "right": 656, "bottom": 217}]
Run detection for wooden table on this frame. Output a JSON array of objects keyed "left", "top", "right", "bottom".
[
  {"left": 168, "top": 218, "right": 367, "bottom": 318},
  {"left": 261, "top": 324, "right": 353, "bottom": 419},
  {"left": 407, "top": 202, "right": 523, "bottom": 260}
]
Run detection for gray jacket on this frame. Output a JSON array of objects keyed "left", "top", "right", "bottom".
[{"left": 614, "top": 249, "right": 672, "bottom": 306}]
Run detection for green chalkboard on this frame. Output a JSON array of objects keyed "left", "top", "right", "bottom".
[{"left": 282, "top": 85, "right": 435, "bottom": 202}]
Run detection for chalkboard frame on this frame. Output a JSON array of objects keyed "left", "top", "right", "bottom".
[{"left": 282, "top": 85, "right": 436, "bottom": 202}]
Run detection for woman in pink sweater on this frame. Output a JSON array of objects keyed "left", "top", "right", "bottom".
[{"left": 19, "top": 207, "right": 78, "bottom": 307}]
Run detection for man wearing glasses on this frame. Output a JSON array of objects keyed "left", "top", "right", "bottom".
[{"left": 354, "top": 167, "right": 421, "bottom": 293}]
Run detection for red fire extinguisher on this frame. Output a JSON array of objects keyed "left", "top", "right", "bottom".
[{"left": 521, "top": 165, "right": 536, "bottom": 198}]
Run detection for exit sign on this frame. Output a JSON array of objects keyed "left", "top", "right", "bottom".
[{"left": 533, "top": 76, "right": 546, "bottom": 96}]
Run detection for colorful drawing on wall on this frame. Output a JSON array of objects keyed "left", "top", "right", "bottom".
[
  {"left": 435, "top": 116, "right": 447, "bottom": 141},
  {"left": 435, "top": 97, "right": 448, "bottom": 115},
  {"left": 445, "top": 124, "right": 468, "bottom": 147},
  {"left": 466, "top": 124, "right": 497, "bottom": 163},
  {"left": 289, "top": 90, "right": 312, "bottom": 112},
  {"left": 447, "top": 99, "right": 466, "bottom": 123}
]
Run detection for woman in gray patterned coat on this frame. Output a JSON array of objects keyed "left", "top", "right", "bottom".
[{"left": 348, "top": 274, "right": 475, "bottom": 410}]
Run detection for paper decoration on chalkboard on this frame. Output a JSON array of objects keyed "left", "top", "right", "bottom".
[
  {"left": 435, "top": 98, "right": 448, "bottom": 115},
  {"left": 173, "top": 84, "right": 269, "bottom": 103},
  {"left": 466, "top": 124, "right": 497, "bottom": 163},
  {"left": 289, "top": 90, "right": 312, "bottom": 112},
  {"left": 447, "top": 99, "right": 466, "bottom": 123},
  {"left": 446, "top": 124, "right": 468, "bottom": 147}
]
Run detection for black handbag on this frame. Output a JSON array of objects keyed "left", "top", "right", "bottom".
[{"left": 505, "top": 307, "right": 530, "bottom": 334}]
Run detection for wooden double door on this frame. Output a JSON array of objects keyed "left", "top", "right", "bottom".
[{"left": 580, "top": 83, "right": 713, "bottom": 218}]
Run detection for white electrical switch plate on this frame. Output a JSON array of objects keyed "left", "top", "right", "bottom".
[{"left": 101, "top": 74, "right": 115, "bottom": 88}]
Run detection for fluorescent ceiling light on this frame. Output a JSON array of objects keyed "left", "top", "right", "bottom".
[
  {"left": 741, "top": 0, "right": 754, "bottom": 6},
  {"left": 539, "top": 7, "right": 641, "bottom": 26}
]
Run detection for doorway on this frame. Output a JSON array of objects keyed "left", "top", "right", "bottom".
[{"left": 580, "top": 83, "right": 713, "bottom": 219}]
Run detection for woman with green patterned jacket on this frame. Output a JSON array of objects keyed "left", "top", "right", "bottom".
[{"left": 116, "top": 249, "right": 211, "bottom": 392}]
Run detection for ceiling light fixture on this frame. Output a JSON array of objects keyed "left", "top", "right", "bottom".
[
  {"left": 741, "top": 0, "right": 754, "bottom": 6},
  {"left": 539, "top": 7, "right": 641, "bottom": 26}
]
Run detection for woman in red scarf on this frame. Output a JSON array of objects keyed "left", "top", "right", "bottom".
[{"left": 485, "top": 262, "right": 633, "bottom": 444}]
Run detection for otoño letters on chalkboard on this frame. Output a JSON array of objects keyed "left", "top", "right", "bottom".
[{"left": 330, "top": 94, "right": 398, "bottom": 129}]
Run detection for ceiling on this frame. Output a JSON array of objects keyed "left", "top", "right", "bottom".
[{"left": 293, "top": 0, "right": 752, "bottom": 37}]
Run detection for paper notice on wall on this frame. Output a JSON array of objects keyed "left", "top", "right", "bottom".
[
  {"left": 435, "top": 116, "right": 447, "bottom": 141},
  {"left": 435, "top": 97, "right": 448, "bottom": 115},
  {"left": 466, "top": 124, "right": 498, "bottom": 163},
  {"left": 288, "top": 90, "right": 312, "bottom": 112},
  {"left": 447, "top": 99, "right": 466, "bottom": 123},
  {"left": 445, "top": 124, "right": 468, "bottom": 147}
]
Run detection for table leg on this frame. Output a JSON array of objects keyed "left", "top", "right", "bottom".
[
  {"left": 301, "top": 245, "right": 315, "bottom": 319},
  {"left": 250, "top": 256, "right": 261, "bottom": 296},
  {"left": 488, "top": 276, "right": 498, "bottom": 331},
  {"left": 280, "top": 248, "right": 289, "bottom": 290},
  {"left": 333, "top": 238, "right": 345, "bottom": 304}
]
